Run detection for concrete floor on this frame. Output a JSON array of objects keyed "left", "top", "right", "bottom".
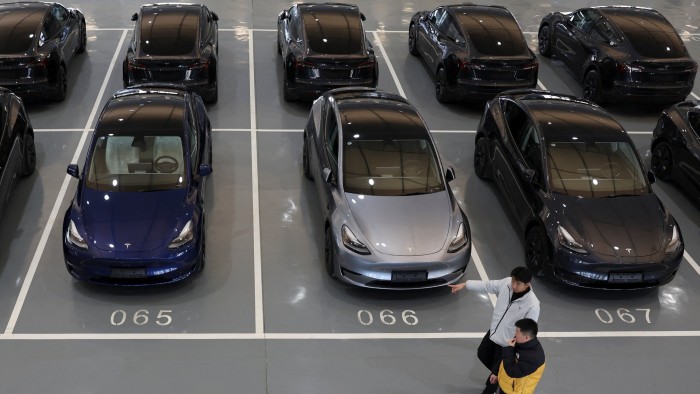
[{"left": 0, "top": 0, "right": 699, "bottom": 393}]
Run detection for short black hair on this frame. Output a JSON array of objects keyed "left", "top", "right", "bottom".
[
  {"left": 511, "top": 266, "right": 533, "bottom": 284},
  {"left": 516, "top": 318, "right": 538, "bottom": 338}
]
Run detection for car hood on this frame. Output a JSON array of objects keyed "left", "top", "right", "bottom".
[
  {"left": 553, "top": 193, "right": 665, "bottom": 257},
  {"left": 346, "top": 192, "right": 451, "bottom": 256},
  {"left": 80, "top": 188, "right": 190, "bottom": 252}
]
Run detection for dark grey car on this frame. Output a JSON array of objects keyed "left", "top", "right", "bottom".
[{"left": 302, "top": 87, "right": 471, "bottom": 289}]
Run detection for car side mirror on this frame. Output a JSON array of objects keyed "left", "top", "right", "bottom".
[
  {"left": 131, "top": 13, "right": 138, "bottom": 21},
  {"left": 198, "top": 163, "right": 213, "bottom": 177},
  {"left": 360, "top": 13, "right": 366, "bottom": 21},
  {"left": 647, "top": 170, "right": 656, "bottom": 185},
  {"left": 445, "top": 166, "right": 456, "bottom": 183},
  {"left": 322, "top": 167, "right": 335, "bottom": 185},
  {"left": 211, "top": 12, "right": 219, "bottom": 22},
  {"left": 67, "top": 164, "right": 79, "bottom": 179}
]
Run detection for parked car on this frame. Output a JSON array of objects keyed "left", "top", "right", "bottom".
[
  {"left": 409, "top": 4, "right": 538, "bottom": 103},
  {"left": 651, "top": 100, "right": 700, "bottom": 204},
  {"left": 538, "top": 6, "right": 697, "bottom": 104},
  {"left": 123, "top": 3, "right": 219, "bottom": 103},
  {"left": 303, "top": 87, "right": 471, "bottom": 289},
  {"left": 474, "top": 89, "right": 683, "bottom": 289},
  {"left": 0, "top": 1, "right": 86, "bottom": 101},
  {"left": 277, "top": 3, "right": 377, "bottom": 101},
  {"left": 0, "top": 88, "right": 35, "bottom": 217},
  {"left": 63, "top": 85, "right": 213, "bottom": 285}
]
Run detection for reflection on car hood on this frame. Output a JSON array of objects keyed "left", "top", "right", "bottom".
[
  {"left": 80, "top": 188, "right": 190, "bottom": 252},
  {"left": 553, "top": 193, "right": 665, "bottom": 257},
  {"left": 346, "top": 192, "right": 451, "bottom": 256}
]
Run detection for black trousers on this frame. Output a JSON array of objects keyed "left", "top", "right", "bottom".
[{"left": 477, "top": 330, "right": 503, "bottom": 392}]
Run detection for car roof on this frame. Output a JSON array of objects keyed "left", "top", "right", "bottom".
[
  {"left": 0, "top": 2, "right": 50, "bottom": 11},
  {"left": 594, "top": 6, "right": 658, "bottom": 17},
  {"left": 97, "top": 89, "right": 187, "bottom": 135},
  {"left": 140, "top": 3, "right": 202, "bottom": 12},
  {"left": 334, "top": 96, "right": 428, "bottom": 137},
  {"left": 297, "top": 3, "right": 358, "bottom": 13}
]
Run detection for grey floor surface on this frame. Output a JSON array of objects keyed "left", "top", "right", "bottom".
[{"left": 1, "top": 0, "right": 699, "bottom": 393}]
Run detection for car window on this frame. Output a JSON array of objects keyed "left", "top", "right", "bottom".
[
  {"left": 605, "top": 11, "right": 687, "bottom": 58},
  {"left": 689, "top": 112, "right": 700, "bottom": 138},
  {"left": 442, "top": 15, "right": 463, "bottom": 42},
  {"left": 590, "top": 18, "right": 621, "bottom": 45},
  {"left": 325, "top": 112, "right": 339, "bottom": 165},
  {"left": 504, "top": 101, "right": 529, "bottom": 145},
  {"left": 139, "top": 8, "right": 199, "bottom": 56},
  {"left": 519, "top": 121, "right": 542, "bottom": 175},
  {"left": 187, "top": 103, "right": 198, "bottom": 174},
  {"left": 343, "top": 137, "right": 445, "bottom": 196},
  {"left": 301, "top": 8, "right": 364, "bottom": 55},
  {"left": 289, "top": 7, "right": 302, "bottom": 41},
  {"left": 0, "top": 7, "right": 44, "bottom": 53},
  {"left": 86, "top": 134, "right": 186, "bottom": 192},
  {"left": 43, "top": 9, "right": 59, "bottom": 38},
  {"left": 456, "top": 10, "right": 529, "bottom": 56},
  {"left": 52, "top": 4, "right": 68, "bottom": 26},
  {"left": 570, "top": 10, "right": 597, "bottom": 34},
  {"left": 547, "top": 141, "right": 648, "bottom": 198}
]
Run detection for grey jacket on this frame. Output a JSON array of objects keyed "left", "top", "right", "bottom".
[{"left": 467, "top": 277, "right": 540, "bottom": 346}]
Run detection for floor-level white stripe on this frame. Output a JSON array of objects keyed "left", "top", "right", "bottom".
[
  {"left": 537, "top": 80, "right": 547, "bottom": 91},
  {"left": 30, "top": 128, "right": 656, "bottom": 135},
  {"left": 3, "top": 30, "right": 130, "bottom": 335},
  {"left": 249, "top": 29, "right": 265, "bottom": 335},
  {"left": 468, "top": 244, "right": 497, "bottom": 307},
  {"left": 372, "top": 31, "right": 406, "bottom": 98},
  {"left": 691, "top": 92, "right": 699, "bottom": 100},
  {"left": 212, "top": 128, "right": 253, "bottom": 132},
  {"left": 684, "top": 251, "right": 700, "bottom": 276},
  {"left": 34, "top": 128, "right": 88, "bottom": 132},
  {"left": 2, "top": 330, "right": 700, "bottom": 340}
]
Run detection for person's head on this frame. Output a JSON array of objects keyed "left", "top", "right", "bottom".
[
  {"left": 514, "top": 318, "right": 538, "bottom": 344},
  {"left": 510, "top": 266, "right": 532, "bottom": 293}
]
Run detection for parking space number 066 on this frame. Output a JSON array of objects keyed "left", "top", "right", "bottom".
[
  {"left": 110, "top": 309, "right": 173, "bottom": 326},
  {"left": 357, "top": 310, "right": 418, "bottom": 326}
]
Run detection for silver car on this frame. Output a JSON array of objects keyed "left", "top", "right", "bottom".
[{"left": 302, "top": 87, "right": 471, "bottom": 289}]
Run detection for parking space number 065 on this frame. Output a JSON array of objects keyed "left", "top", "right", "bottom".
[{"left": 110, "top": 309, "right": 173, "bottom": 326}]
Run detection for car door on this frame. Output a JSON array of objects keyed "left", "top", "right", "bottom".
[
  {"left": 316, "top": 101, "right": 339, "bottom": 214},
  {"left": 0, "top": 100, "right": 18, "bottom": 214},
  {"left": 185, "top": 100, "right": 204, "bottom": 203},
  {"left": 50, "top": 4, "right": 77, "bottom": 64},
  {"left": 418, "top": 8, "right": 445, "bottom": 69},
  {"left": 201, "top": 6, "right": 218, "bottom": 54},
  {"left": 552, "top": 10, "right": 597, "bottom": 74},
  {"left": 678, "top": 111, "right": 700, "bottom": 195}
]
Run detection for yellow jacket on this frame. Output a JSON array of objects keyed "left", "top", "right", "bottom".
[{"left": 497, "top": 338, "right": 546, "bottom": 394}]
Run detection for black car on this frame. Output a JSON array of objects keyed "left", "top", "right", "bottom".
[
  {"left": 277, "top": 3, "right": 378, "bottom": 101},
  {"left": 538, "top": 6, "right": 697, "bottom": 104},
  {"left": 409, "top": 4, "right": 538, "bottom": 103},
  {"left": 0, "top": 1, "right": 86, "bottom": 101},
  {"left": 0, "top": 87, "right": 35, "bottom": 217},
  {"left": 474, "top": 89, "right": 683, "bottom": 289},
  {"left": 123, "top": 3, "right": 219, "bottom": 103},
  {"left": 651, "top": 100, "right": 700, "bottom": 204}
]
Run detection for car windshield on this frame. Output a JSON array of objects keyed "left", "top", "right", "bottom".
[
  {"left": 139, "top": 9, "right": 199, "bottom": 56},
  {"left": 547, "top": 141, "right": 648, "bottom": 198},
  {"left": 343, "top": 137, "right": 445, "bottom": 196},
  {"left": 606, "top": 12, "right": 686, "bottom": 58},
  {"left": 302, "top": 9, "right": 363, "bottom": 55},
  {"left": 0, "top": 8, "right": 43, "bottom": 54},
  {"left": 85, "top": 134, "right": 186, "bottom": 192},
  {"left": 455, "top": 11, "right": 529, "bottom": 56}
]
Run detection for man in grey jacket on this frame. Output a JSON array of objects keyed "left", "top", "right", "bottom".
[{"left": 449, "top": 267, "right": 540, "bottom": 394}]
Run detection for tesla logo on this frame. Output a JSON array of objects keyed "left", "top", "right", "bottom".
[
  {"left": 125, "top": 243, "right": 131, "bottom": 249},
  {"left": 625, "top": 248, "right": 632, "bottom": 254}
]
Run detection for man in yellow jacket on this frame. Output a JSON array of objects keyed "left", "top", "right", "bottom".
[{"left": 497, "top": 318, "right": 545, "bottom": 394}]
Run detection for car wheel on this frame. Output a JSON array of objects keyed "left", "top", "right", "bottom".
[
  {"left": 20, "top": 133, "right": 36, "bottom": 176},
  {"left": 651, "top": 141, "right": 673, "bottom": 180},
  {"left": 436, "top": 67, "right": 450, "bottom": 103},
  {"left": 77, "top": 22, "right": 87, "bottom": 53},
  {"left": 474, "top": 136, "right": 490, "bottom": 180},
  {"left": 408, "top": 24, "right": 419, "bottom": 56},
  {"left": 525, "top": 226, "right": 549, "bottom": 276},
  {"left": 53, "top": 65, "right": 67, "bottom": 102},
  {"left": 302, "top": 135, "right": 312, "bottom": 180},
  {"left": 324, "top": 227, "right": 336, "bottom": 277},
  {"left": 538, "top": 25, "right": 551, "bottom": 57},
  {"left": 583, "top": 70, "right": 604, "bottom": 104}
]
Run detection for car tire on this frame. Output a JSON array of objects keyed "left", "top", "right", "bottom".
[
  {"left": 651, "top": 141, "right": 673, "bottom": 181},
  {"left": 538, "top": 25, "right": 552, "bottom": 57},
  {"left": 474, "top": 136, "right": 490, "bottom": 180},
  {"left": 583, "top": 70, "right": 604, "bottom": 104},
  {"left": 324, "top": 227, "right": 336, "bottom": 278},
  {"left": 525, "top": 226, "right": 549, "bottom": 277},
  {"left": 302, "top": 135, "right": 312, "bottom": 180},
  {"left": 53, "top": 65, "right": 67, "bottom": 102},
  {"left": 408, "top": 24, "right": 419, "bottom": 56},
  {"left": 77, "top": 21, "right": 87, "bottom": 54},
  {"left": 20, "top": 133, "right": 36, "bottom": 177},
  {"left": 436, "top": 67, "right": 450, "bottom": 103}
]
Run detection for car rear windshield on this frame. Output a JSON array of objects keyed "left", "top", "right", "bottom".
[
  {"left": 302, "top": 9, "right": 363, "bottom": 55},
  {"left": 85, "top": 134, "right": 186, "bottom": 192},
  {"left": 139, "top": 10, "right": 199, "bottom": 56},
  {"left": 606, "top": 12, "right": 686, "bottom": 58},
  {"left": 455, "top": 11, "right": 528, "bottom": 56},
  {"left": 343, "top": 137, "right": 445, "bottom": 196},
  {"left": 547, "top": 141, "right": 648, "bottom": 198},
  {"left": 0, "top": 8, "right": 43, "bottom": 54}
]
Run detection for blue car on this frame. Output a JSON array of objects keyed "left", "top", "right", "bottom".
[{"left": 63, "top": 85, "right": 213, "bottom": 285}]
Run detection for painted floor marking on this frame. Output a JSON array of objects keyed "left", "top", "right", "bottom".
[
  {"left": 37, "top": 128, "right": 657, "bottom": 134},
  {"left": 372, "top": 31, "right": 406, "bottom": 98},
  {"left": 3, "top": 30, "right": 130, "bottom": 335}
]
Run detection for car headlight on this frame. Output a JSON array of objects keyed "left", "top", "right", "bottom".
[
  {"left": 557, "top": 226, "right": 587, "bottom": 254},
  {"left": 665, "top": 225, "right": 682, "bottom": 254},
  {"left": 448, "top": 222, "right": 469, "bottom": 253},
  {"left": 168, "top": 220, "right": 194, "bottom": 249},
  {"left": 67, "top": 220, "right": 88, "bottom": 249},
  {"left": 341, "top": 225, "right": 370, "bottom": 255}
]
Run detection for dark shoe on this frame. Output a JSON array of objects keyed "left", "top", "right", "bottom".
[{"left": 481, "top": 382, "right": 498, "bottom": 394}]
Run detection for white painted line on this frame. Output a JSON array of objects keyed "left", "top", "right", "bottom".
[
  {"left": 684, "top": 251, "right": 700, "bottom": 276},
  {"left": 86, "top": 28, "right": 130, "bottom": 31},
  {"left": 3, "top": 330, "right": 700, "bottom": 340},
  {"left": 691, "top": 92, "right": 699, "bottom": 100},
  {"left": 373, "top": 30, "right": 406, "bottom": 34},
  {"left": 212, "top": 128, "right": 253, "bottom": 132},
  {"left": 537, "top": 80, "right": 547, "bottom": 91},
  {"left": 249, "top": 29, "right": 265, "bottom": 335},
  {"left": 431, "top": 129, "right": 476, "bottom": 134},
  {"left": 258, "top": 128, "right": 304, "bottom": 133},
  {"left": 34, "top": 129, "right": 88, "bottom": 132},
  {"left": 3, "top": 30, "right": 130, "bottom": 335},
  {"left": 470, "top": 244, "right": 497, "bottom": 307},
  {"left": 627, "top": 131, "right": 653, "bottom": 135},
  {"left": 251, "top": 28, "right": 276, "bottom": 32},
  {"left": 371, "top": 31, "right": 406, "bottom": 98}
]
